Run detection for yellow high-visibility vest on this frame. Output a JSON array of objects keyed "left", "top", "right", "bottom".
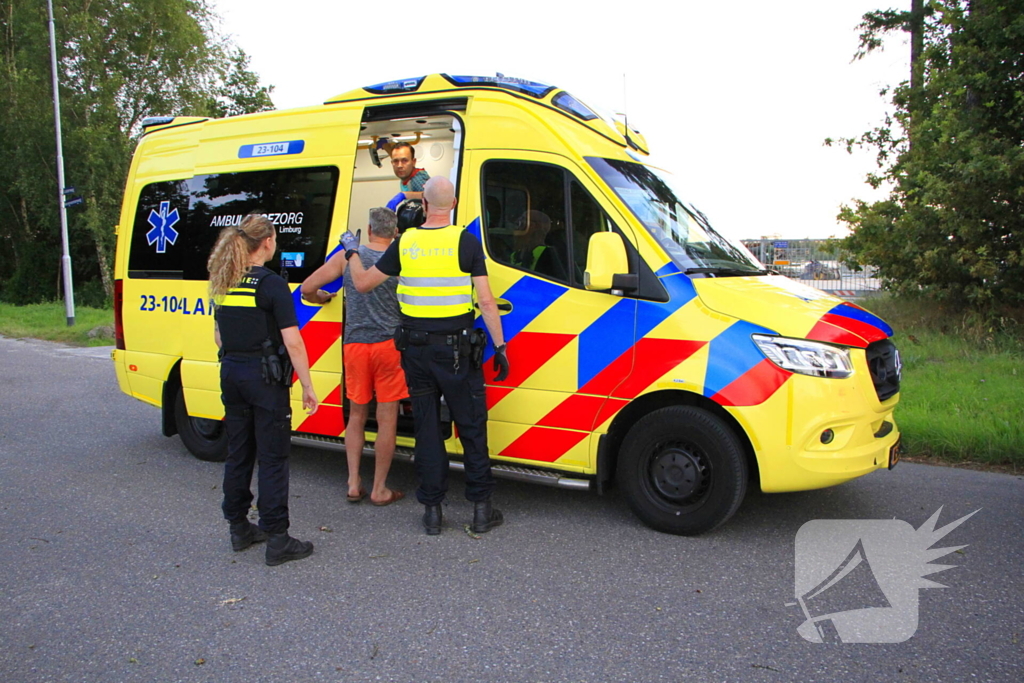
[{"left": 396, "top": 225, "right": 473, "bottom": 318}]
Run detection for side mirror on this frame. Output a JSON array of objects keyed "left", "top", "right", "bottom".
[{"left": 584, "top": 232, "right": 636, "bottom": 293}]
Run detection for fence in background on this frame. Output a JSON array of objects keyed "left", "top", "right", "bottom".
[{"left": 741, "top": 238, "right": 881, "bottom": 297}]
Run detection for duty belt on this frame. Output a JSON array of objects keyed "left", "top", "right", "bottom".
[
  {"left": 222, "top": 350, "right": 263, "bottom": 358},
  {"left": 421, "top": 331, "right": 467, "bottom": 346},
  {"left": 395, "top": 327, "right": 487, "bottom": 371}
]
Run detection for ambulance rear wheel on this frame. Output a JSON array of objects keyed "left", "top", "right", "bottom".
[
  {"left": 174, "top": 389, "right": 227, "bottom": 462},
  {"left": 617, "top": 406, "right": 747, "bottom": 535}
]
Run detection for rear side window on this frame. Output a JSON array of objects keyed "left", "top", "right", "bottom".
[
  {"left": 128, "top": 180, "right": 191, "bottom": 278},
  {"left": 184, "top": 167, "right": 338, "bottom": 283},
  {"left": 127, "top": 166, "right": 339, "bottom": 282}
]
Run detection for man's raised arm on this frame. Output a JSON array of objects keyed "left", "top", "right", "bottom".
[{"left": 299, "top": 252, "right": 346, "bottom": 304}]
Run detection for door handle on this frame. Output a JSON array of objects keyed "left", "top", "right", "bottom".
[{"left": 474, "top": 300, "right": 513, "bottom": 313}]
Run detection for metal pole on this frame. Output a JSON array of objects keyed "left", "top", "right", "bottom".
[{"left": 47, "top": 0, "right": 74, "bottom": 326}]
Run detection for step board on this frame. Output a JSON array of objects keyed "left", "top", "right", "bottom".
[{"left": 292, "top": 434, "right": 591, "bottom": 491}]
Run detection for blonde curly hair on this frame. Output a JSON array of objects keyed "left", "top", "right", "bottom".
[{"left": 207, "top": 214, "right": 276, "bottom": 301}]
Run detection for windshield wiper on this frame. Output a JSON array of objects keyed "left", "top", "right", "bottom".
[{"left": 684, "top": 267, "right": 768, "bottom": 276}]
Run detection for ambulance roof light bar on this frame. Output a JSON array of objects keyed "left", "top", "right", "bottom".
[
  {"left": 142, "top": 116, "right": 176, "bottom": 128},
  {"left": 363, "top": 76, "right": 427, "bottom": 95},
  {"left": 442, "top": 74, "right": 555, "bottom": 98}
]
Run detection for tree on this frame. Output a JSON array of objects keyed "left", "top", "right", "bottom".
[
  {"left": 0, "top": 0, "right": 274, "bottom": 305},
  {"left": 832, "top": 1, "right": 1024, "bottom": 309}
]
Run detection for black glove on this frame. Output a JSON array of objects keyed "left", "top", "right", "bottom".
[{"left": 492, "top": 344, "right": 509, "bottom": 382}]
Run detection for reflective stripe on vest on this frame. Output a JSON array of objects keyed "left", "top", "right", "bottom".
[
  {"left": 396, "top": 225, "right": 473, "bottom": 318},
  {"left": 215, "top": 268, "right": 275, "bottom": 353},
  {"left": 218, "top": 276, "right": 261, "bottom": 308},
  {"left": 510, "top": 245, "right": 547, "bottom": 271}
]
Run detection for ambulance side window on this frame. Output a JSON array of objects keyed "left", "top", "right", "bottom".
[
  {"left": 482, "top": 161, "right": 570, "bottom": 284},
  {"left": 128, "top": 180, "right": 190, "bottom": 279},
  {"left": 568, "top": 180, "right": 616, "bottom": 287},
  {"left": 184, "top": 167, "right": 339, "bottom": 282}
]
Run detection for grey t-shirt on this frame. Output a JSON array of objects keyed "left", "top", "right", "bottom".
[{"left": 343, "top": 245, "right": 400, "bottom": 345}]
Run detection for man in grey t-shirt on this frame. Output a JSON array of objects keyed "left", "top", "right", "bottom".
[{"left": 300, "top": 208, "right": 407, "bottom": 506}]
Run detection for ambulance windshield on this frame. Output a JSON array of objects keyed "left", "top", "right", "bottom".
[{"left": 587, "top": 157, "right": 766, "bottom": 276}]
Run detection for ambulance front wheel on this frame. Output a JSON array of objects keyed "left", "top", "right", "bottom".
[
  {"left": 174, "top": 389, "right": 228, "bottom": 462},
  {"left": 616, "top": 406, "right": 747, "bottom": 535}
]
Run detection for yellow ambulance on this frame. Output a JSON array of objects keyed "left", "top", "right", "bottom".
[{"left": 112, "top": 73, "right": 902, "bottom": 535}]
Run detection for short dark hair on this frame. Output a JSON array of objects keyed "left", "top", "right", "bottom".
[{"left": 391, "top": 141, "right": 415, "bottom": 159}]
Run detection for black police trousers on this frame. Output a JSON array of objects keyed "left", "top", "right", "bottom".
[
  {"left": 399, "top": 341, "right": 496, "bottom": 506},
  {"left": 220, "top": 356, "right": 292, "bottom": 533}
]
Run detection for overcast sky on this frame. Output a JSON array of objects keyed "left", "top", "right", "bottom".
[{"left": 210, "top": 0, "right": 908, "bottom": 240}]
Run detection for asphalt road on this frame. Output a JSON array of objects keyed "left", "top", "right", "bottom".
[{"left": 1, "top": 335, "right": 1021, "bottom": 682}]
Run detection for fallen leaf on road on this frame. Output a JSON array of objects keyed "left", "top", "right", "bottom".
[
  {"left": 319, "top": 526, "right": 332, "bottom": 533},
  {"left": 463, "top": 524, "right": 481, "bottom": 540},
  {"left": 220, "top": 597, "right": 246, "bottom": 606}
]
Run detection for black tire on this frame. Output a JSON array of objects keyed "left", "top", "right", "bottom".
[
  {"left": 174, "top": 388, "right": 228, "bottom": 462},
  {"left": 616, "top": 406, "right": 747, "bottom": 535}
]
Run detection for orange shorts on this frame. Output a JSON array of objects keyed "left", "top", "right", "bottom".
[{"left": 343, "top": 340, "right": 409, "bottom": 404}]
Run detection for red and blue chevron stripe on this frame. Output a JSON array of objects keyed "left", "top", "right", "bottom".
[{"left": 806, "top": 302, "right": 892, "bottom": 348}]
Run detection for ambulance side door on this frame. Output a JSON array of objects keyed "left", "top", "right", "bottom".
[{"left": 468, "top": 153, "right": 641, "bottom": 472}]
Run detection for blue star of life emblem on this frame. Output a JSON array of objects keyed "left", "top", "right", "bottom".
[{"left": 146, "top": 201, "right": 180, "bottom": 253}]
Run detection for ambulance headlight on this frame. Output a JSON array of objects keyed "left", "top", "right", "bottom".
[{"left": 751, "top": 335, "right": 854, "bottom": 379}]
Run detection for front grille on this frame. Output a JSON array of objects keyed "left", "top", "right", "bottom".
[{"left": 866, "top": 339, "right": 901, "bottom": 401}]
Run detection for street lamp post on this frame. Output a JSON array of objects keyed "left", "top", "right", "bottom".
[{"left": 47, "top": 0, "right": 75, "bottom": 326}]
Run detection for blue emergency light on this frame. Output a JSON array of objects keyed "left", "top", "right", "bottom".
[
  {"left": 363, "top": 77, "right": 426, "bottom": 95},
  {"left": 443, "top": 74, "right": 555, "bottom": 98}
]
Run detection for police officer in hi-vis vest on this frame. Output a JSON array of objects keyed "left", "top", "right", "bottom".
[
  {"left": 347, "top": 176, "right": 511, "bottom": 535},
  {"left": 208, "top": 214, "right": 319, "bottom": 565}
]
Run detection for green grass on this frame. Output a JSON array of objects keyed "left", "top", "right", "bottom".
[
  {"left": 862, "top": 296, "right": 1023, "bottom": 469},
  {"left": 0, "top": 302, "right": 115, "bottom": 347}
]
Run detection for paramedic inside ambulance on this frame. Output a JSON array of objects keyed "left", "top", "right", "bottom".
[
  {"left": 510, "top": 210, "right": 567, "bottom": 282},
  {"left": 386, "top": 142, "right": 429, "bottom": 211}
]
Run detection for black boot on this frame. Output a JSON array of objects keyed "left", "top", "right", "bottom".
[
  {"left": 265, "top": 532, "right": 314, "bottom": 566},
  {"left": 230, "top": 521, "right": 267, "bottom": 552},
  {"left": 422, "top": 504, "right": 443, "bottom": 535},
  {"left": 471, "top": 499, "right": 504, "bottom": 533}
]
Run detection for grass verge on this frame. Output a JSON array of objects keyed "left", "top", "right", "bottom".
[
  {"left": 861, "top": 295, "right": 1023, "bottom": 471},
  {"left": 0, "top": 302, "right": 115, "bottom": 347}
]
